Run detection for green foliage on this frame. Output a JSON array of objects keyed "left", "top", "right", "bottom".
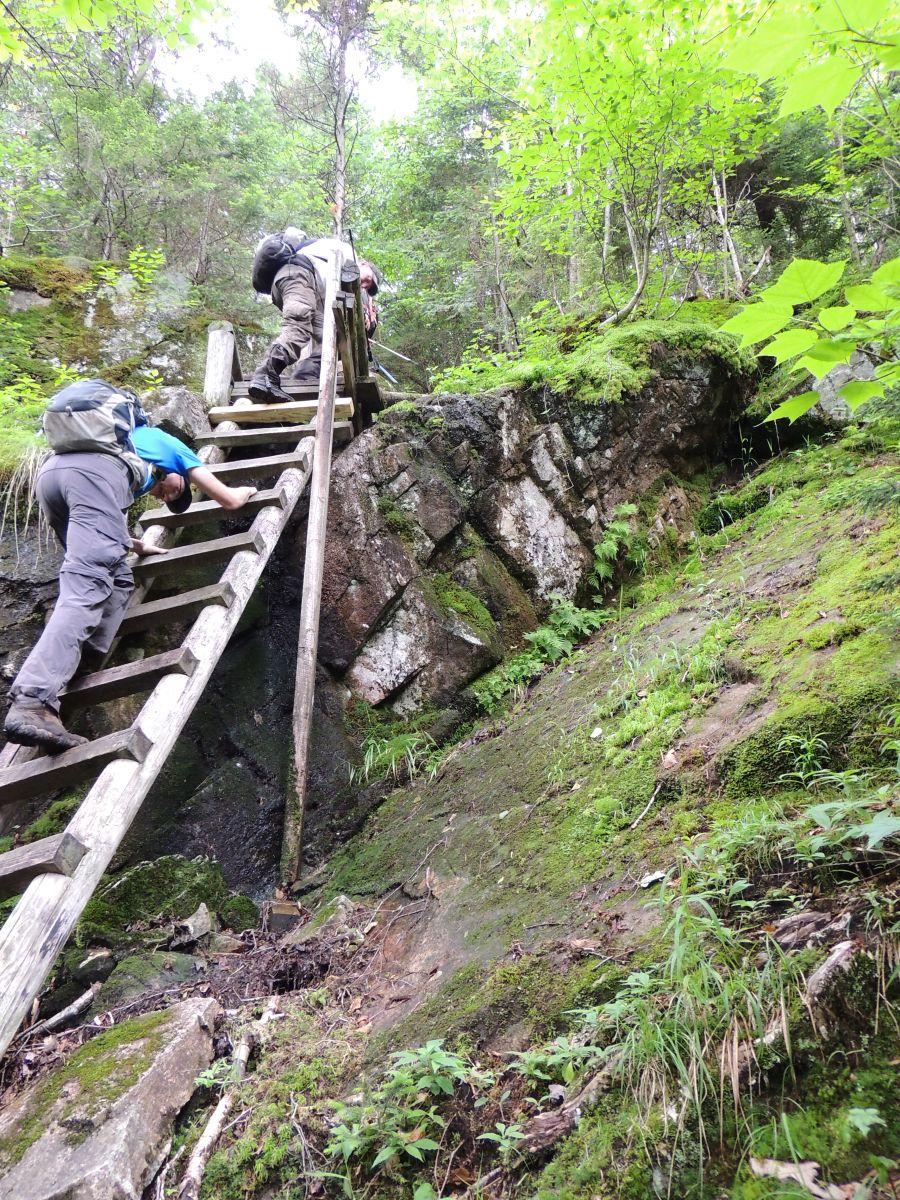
[
  {"left": 435, "top": 312, "right": 748, "bottom": 403},
  {"left": 325, "top": 1039, "right": 494, "bottom": 1178},
  {"left": 349, "top": 730, "right": 438, "bottom": 787},
  {"left": 471, "top": 597, "right": 611, "bottom": 713},
  {"left": 721, "top": 255, "right": 900, "bottom": 422},
  {"left": 589, "top": 503, "right": 647, "bottom": 588}
]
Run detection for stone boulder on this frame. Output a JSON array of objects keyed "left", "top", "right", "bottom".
[
  {"left": 142, "top": 385, "right": 211, "bottom": 444},
  {"left": 0, "top": 998, "right": 219, "bottom": 1199}
]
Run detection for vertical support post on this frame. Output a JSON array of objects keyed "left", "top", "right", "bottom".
[
  {"left": 203, "top": 322, "right": 237, "bottom": 410},
  {"left": 282, "top": 251, "right": 341, "bottom": 885}
]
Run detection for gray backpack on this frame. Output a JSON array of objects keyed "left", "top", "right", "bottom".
[{"left": 43, "top": 379, "right": 149, "bottom": 491}]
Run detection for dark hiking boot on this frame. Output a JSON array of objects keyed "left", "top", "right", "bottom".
[
  {"left": 247, "top": 348, "right": 293, "bottom": 404},
  {"left": 4, "top": 698, "right": 88, "bottom": 753}
]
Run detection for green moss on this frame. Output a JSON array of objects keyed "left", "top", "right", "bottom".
[
  {"left": 0, "top": 1008, "right": 170, "bottom": 1166},
  {"left": 199, "top": 1001, "right": 355, "bottom": 1198},
  {"left": 376, "top": 492, "right": 415, "bottom": 538},
  {"left": 428, "top": 571, "right": 496, "bottom": 634},
  {"left": 218, "top": 893, "right": 259, "bottom": 932},
  {"left": 76, "top": 855, "right": 231, "bottom": 948},
  {"left": 435, "top": 312, "right": 752, "bottom": 404},
  {"left": 696, "top": 484, "right": 773, "bottom": 534},
  {"left": 16, "top": 790, "right": 84, "bottom": 844}
]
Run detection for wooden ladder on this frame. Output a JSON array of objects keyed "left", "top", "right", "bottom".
[{"left": 0, "top": 252, "right": 377, "bottom": 1055}]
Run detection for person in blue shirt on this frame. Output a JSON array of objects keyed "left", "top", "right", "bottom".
[
  {"left": 4, "top": 421, "right": 256, "bottom": 753},
  {"left": 131, "top": 425, "right": 257, "bottom": 515}
]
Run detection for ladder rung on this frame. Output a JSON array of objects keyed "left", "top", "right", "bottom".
[
  {"left": 118, "top": 582, "right": 235, "bottom": 635},
  {"left": 138, "top": 487, "right": 287, "bottom": 530},
  {"left": 204, "top": 452, "right": 310, "bottom": 485},
  {"left": 0, "top": 831, "right": 88, "bottom": 899},
  {"left": 61, "top": 647, "right": 198, "bottom": 709},
  {"left": 132, "top": 530, "right": 263, "bottom": 579},
  {"left": 192, "top": 420, "right": 353, "bottom": 449},
  {"left": 208, "top": 399, "right": 353, "bottom": 426},
  {"left": 0, "top": 728, "right": 152, "bottom": 806}
]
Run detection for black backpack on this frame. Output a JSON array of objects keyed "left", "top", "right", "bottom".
[{"left": 252, "top": 232, "right": 315, "bottom": 295}]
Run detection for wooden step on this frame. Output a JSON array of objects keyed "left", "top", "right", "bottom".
[
  {"left": 118, "top": 582, "right": 235, "bottom": 636},
  {"left": 0, "top": 728, "right": 152, "bottom": 807},
  {"left": 208, "top": 398, "right": 353, "bottom": 426},
  {"left": 192, "top": 421, "right": 353, "bottom": 449},
  {"left": 132, "top": 530, "right": 263, "bottom": 580},
  {"left": 60, "top": 647, "right": 198, "bottom": 710},
  {"left": 0, "top": 832, "right": 88, "bottom": 899},
  {"left": 138, "top": 487, "right": 287, "bottom": 530},
  {"left": 204, "top": 452, "right": 310, "bottom": 486}
]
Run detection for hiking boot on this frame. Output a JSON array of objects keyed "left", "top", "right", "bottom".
[
  {"left": 247, "top": 347, "right": 293, "bottom": 405},
  {"left": 4, "top": 698, "right": 88, "bottom": 753}
]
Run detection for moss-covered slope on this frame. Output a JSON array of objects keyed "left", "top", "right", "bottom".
[{"left": 198, "top": 403, "right": 898, "bottom": 1199}]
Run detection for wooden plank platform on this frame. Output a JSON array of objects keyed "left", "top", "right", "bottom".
[
  {"left": 0, "top": 728, "right": 152, "bottom": 806},
  {"left": 0, "top": 832, "right": 88, "bottom": 899},
  {"left": 204, "top": 452, "right": 311, "bottom": 485},
  {"left": 132, "top": 530, "right": 263, "bottom": 580},
  {"left": 117, "top": 582, "right": 235, "bottom": 635},
  {"left": 192, "top": 421, "right": 353, "bottom": 449},
  {"left": 61, "top": 648, "right": 198, "bottom": 709},
  {"left": 208, "top": 398, "right": 353, "bottom": 426},
  {"left": 138, "top": 487, "right": 287, "bottom": 530}
]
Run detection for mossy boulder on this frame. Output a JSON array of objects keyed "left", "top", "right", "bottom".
[{"left": 76, "top": 855, "right": 257, "bottom": 948}]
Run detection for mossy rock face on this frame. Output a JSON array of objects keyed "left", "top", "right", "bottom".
[
  {"left": 0, "top": 1008, "right": 170, "bottom": 1168},
  {"left": 75, "top": 855, "right": 256, "bottom": 948},
  {"left": 94, "top": 951, "right": 203, "bottom": 1010}
]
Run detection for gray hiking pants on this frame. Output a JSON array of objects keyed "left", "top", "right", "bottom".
[
  {"left": 270, "top": 260, "right": 324, "bottom": 367},
  {"left": 10, "top": 453, "right": 134, "bottom": 711}
]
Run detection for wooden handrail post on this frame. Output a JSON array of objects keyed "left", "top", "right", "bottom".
[
  {"left": 203, "top": 322, "right": 237, "bottom": 409},
  {"left": 281, "top": 251, "right": 342, "bottom": 885}
]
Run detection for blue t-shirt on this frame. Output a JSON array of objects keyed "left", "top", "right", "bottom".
[{"left": 131, "top": 426, "right": 203, "bottom": 496}]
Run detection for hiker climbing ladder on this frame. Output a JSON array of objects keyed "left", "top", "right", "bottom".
[{"left": 0, "top": 252, "right": 379, "bottom": 1056}]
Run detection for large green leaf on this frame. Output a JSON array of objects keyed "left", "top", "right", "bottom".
[
  {"left": 778, "top": 60, "right": 861, "bottom": 117},
  {"left": 762, "top": 391, "right": 820, "bottom": 422},
  {"left": 795, "top": 338, "right": 856, "bottom": 377},
  {"left": 818, "top": 305, "right": 856, "bottom": 332},
  {"left": 844, "top": 283, "right": 896, "bottom": 311},
  {"left": 839, "top": 380, "right": 885, "bottom": 410},
  {"left": 720, "top": 303, "right": 793, "bottom": 347},
  {"left": 722, "top": 13, "right": 817, "bottom": 79},
  {"left": 872, "top": 256, "right": 900, "bottom": 287},
  {"left": 848, "top": 812, "right": 900, "bottom": 850},
  {"left": 761, "top": 258, "right": 846, "bottom": 306},
  {"left": 759, "top": 329, "right": 818, "bottom": 363}
]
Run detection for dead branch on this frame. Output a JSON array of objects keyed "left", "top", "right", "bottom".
[{"left": 178, "top": 997, "right": 280, "bottom": 1200}]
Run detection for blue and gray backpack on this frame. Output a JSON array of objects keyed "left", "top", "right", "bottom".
[{"left": 42, "top": 379, "right": 149, "bottom": 491}]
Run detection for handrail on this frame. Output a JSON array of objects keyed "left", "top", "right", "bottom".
[{"left": 281, "top": 250, "right": 342, "bottom": 884}]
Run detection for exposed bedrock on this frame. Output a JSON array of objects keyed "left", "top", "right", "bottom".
[
  {"left": 313, "top": 346, "right": 747, "bottom": 713},
  {"left": 0, "top": 343, "right": 749, "bottom": 890}
]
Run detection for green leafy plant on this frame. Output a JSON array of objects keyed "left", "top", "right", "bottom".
[
  {"left": 477, "top": 1121, "right": 526, "bottom": 1162},
  {"left": 349, "top": 730, "right": 438, "bottom": 787},
  {"left": 325, "top": 1040, "right": 495, "bottom": 1180},
  {"left": 590, "top": 504, "right": 648, "bottom": 588},
  {"left": 127, "top": 245, "right": 166, "bottom": 292},
  {"left": 721, "top": 255, "right": 900, "bottom": 424},
  {"left": 471, "top": 597, "right": 610, "bottom": 712}
]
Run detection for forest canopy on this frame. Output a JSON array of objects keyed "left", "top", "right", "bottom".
[{"left": 0, "top": 0, "right": 897, "bottom": 396}]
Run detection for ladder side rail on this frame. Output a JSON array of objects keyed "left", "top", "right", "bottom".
[
  {"left": 281, "top": 251, "right": 342, "bottom": 884},
  {"left": 0, "top": 451, "right": 316, "bottom": 1059}
]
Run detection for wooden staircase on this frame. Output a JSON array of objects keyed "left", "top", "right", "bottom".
[{"left": 0, "top": 253, "right": 377, "bottom": 1056}]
